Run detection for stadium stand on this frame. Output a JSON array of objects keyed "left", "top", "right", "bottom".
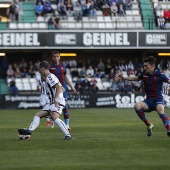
[
  {"left": 139, "top": 0, "right": 156, "bottom": 29},
  {"left": 5, "top": 0, "right": 145, "bottom": 30}
]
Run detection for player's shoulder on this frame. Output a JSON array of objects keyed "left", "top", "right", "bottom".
[
  {"left": 60, "top": 62, "right": 66, "bottom": 67},
  {"left": 156, "top": 69, "right": 162, "bottom": 74},
  {"left": 47, "top": 73, "right": 57, "bottom": 79},
  {"left": 47, "top": 73, "right": 59, "bottom": 84}
]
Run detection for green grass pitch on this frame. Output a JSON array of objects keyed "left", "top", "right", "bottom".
[{"left": 0, "top": 108, "right": 170, "bottom": 170}]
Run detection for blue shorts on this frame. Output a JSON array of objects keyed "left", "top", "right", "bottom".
[
  {"left": 63, "top": 90, "right": 68, "bottom": 101},
  {"left": 144, "top": 98, "right": 164, "bottom": 112}
]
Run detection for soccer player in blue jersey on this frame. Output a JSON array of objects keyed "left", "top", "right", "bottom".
[
  {"left": 49, "top": 51, "right": 77, "bottom": 131},
  {"left": 117, "top": 56, "right": 170, "bottom": 137}
]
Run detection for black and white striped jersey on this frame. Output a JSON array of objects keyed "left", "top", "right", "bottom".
[{"left": 45, "top": 73, "right": 65, "bottom": 105}]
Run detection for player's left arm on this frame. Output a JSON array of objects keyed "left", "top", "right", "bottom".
[
  {"left": 65, "top": 74, "right": 77, "bottom": 94},
  {"left": 54, "top": 84, "right": 62, "bottom": 106}
]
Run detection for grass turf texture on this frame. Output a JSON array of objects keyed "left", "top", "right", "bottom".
[{"left": 0, "top": 108, "right": 170, "bottom": 170}]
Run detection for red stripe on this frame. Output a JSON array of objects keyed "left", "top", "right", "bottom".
[
  {"left": 64, "top": 115, "right": 69, "bottom": 119},
  {"left": 151, "top": 73, "right": 158, "bottom": 99},
  {"left": 50, "top": 64, "right": 56, "bottom": 75},
  {"left": 163, "top": 117, "right": 169, "bottom": 121},
  {"left": 166, "top": 124, "right": 170, "bottom": 131}
]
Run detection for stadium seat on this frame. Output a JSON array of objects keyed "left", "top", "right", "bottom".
[
  {"left": 89, "top": 17, "right": 97, "bottom": 22},
  {"left": 126, "top": 10, "right": 133, "bottom": 15},
  {"left": 97, "top": 16, "right": 104, "bottom": 22},
  {"left": 76, "top": 23, "right": 82, "bottom": 29},
  {"left": 105, "top": 23, "right": 113, "bottom": 29},
  {"left": 18, "top": 23, "right": 24, "bottom": 29},
  {"left": 24, "top": 23, "right": 32, "bottom": 29},
  {"left": 96, "top": 10, "right": 103, "bottom": 16},
  {"left": 30, "top": 82, "right": 37, "bottom": 90},
  {"left": 152, "top": 0, "right": 158, "bottom": 2},
  {"left": 136, "top": 23, "right": 143, "bottom": 29},
  {"left": 125, "top": 17, "right": 134, "bottom": 22},
  {"left": 68, "top": 23, "right": 76, "bottom": 29},
  {"left": 98, "top": 23, "right": 106, "bottom": 29},
  {"left": 133, "top": 4, "right": 139, "bottom": 10},
  {"left": 9, "top": 23, "right": 17, "bottom": 29},
  {"left": 61, "top": 22, "right": 69, "bottom": 29},
  {"left": 122, "top": 71, "right": 128, "bottom": 77},
  {"left": 29, "top": 78, "right": 37, "bottom": 83},
  {"left": 39, "top": 23, "right": 47, "bottom": 29},
  {"left": 15, "top": 78, "right": 22, "bottom": 83},
  {"left": 103, "top": 82, "right": 111, "bottom": 90},
  {"left": 91, "top": 23, "right": 98, "bottom": 29},
  {"left": 112, "top": 16, "right": 118, "bottom": 22},
  {"left": 133, "top": 16, "right": 142, "bottom": 22},
  {"left": 35, "top": 71, "right": 40, "bottom": 79},
  {"left": 16, "top": 82, "right": 24, "bottom": 90},
  {"left": 132, "top": 10, "right": 140, "bottom": 15},
  {"left": 97, "top": 82, "right": 104, "bottom": 90},
  {"left": 119, "top": 23, "right": 127, "bottom": 29},
  {"left": 22, "top": 78, "right": 29, "bottom": 83},
  {"left": 68, "top": 17, "right": 75, "bottom": 22},
  {"left": 7, "top": 78, "right": 12, "bottom": 84},
  {"left": 83, "top": 23, "right": 91, "bottom": 29},
  {"left": 104, "top": 16, "right": 111, "bottom": 22},
  {"left": 37, "top": 16, "right": 45, "bottom": 22},
  {"left": 23, "top": 84, "right": 32, "bottom": 90},
  {"left": 31, "top": 23, "right": 39, "bottom": 29},
  {"left": 82, "top": 17, "right": 89, "bottom": 22},
  {"left": 96, "top": 78, "right": 102, "bottom": 83}
]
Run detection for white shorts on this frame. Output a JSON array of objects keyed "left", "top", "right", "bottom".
[
  {"left": 42, "top": 104, "right": 65, "bottom": 115},
  {"left": 40, "top": 94, "right": 50, "bottom": 106}
]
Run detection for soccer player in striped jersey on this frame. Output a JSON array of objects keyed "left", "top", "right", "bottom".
[
  {"left": 162, "top": 69, "right": 170, "bottom": 106},
  {"left": 49, "top": 51, "right": 77, "bottom": 131},
  {"left": 116, "top": 56, "right": 170, "bottom": 137},
  {"left": 18, "top": 61, "right": 72, "bottom": 140},
  {"left": 37, "top": 76, "right": 54, "bottom": 128}
]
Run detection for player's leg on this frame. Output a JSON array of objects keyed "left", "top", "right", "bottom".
[
  {"left": 41, "top": 103, "right": 51, "bottom": 127},
  {"left": 134, "top": 101, "right": 153, "bottom": 136},
  {"left": 28, "top": 110, "right": 48, "bottom": 131},
  {"left": 156, "top": 104, "right": 170, "bottom": 137},
  {"left": 63, "top": 103, "right": 70, "bottom": 130},
  {"left": 63, "top": 91, "right": 70, "bottom": 130},
  {"left": 51, "top": 104, "right": 72, "bottom": 139},
  {"left": 45, "top": 117, "right": 51, "bottom": 126},
  {"left": 18, "top": 110, "right": 48, "bottom": 135}
]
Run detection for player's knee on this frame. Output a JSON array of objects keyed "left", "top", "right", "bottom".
[
  {"left": 52, "top": 114, "right": 60, "bottom": 120},
  {"left": 134, "top": 103, "right": 140, "bottom": 110}
]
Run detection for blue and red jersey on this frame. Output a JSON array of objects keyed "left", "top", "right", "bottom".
[
  {"left": 49, "top": 63, "right": 67, "bottom": 90},
  {"left": 138, "top": 69, "right": 169, "bottom": 100}
]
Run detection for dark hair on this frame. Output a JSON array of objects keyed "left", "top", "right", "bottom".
[
  {"left": 143, "top": 56, "right": 156, "bottom": 65},
  {"left": 51, "top": 51, "right": 60, "bottom": 57},
  {"left": 39, "top": 61, "right": 50, "bottom": 70}
]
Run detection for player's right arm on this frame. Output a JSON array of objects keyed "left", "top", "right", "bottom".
[
  {"left": 116, "top": 73, "right": 139, "bottom": 81},
  {"left": 65, "top": 74, "right": 77, "bottom": 93}
]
